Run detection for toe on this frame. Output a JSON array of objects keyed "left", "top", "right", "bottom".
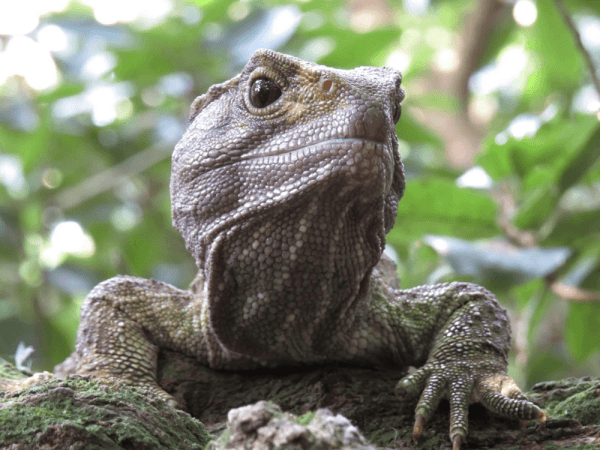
[
  {"left": 481, "top": 390, "right": 545, "bottom": 420},
  {"left": 415, "top": 374, "right": 446, "bottom": 418},
  {"left": 448, "top": 375, "right": 474, "bottom": 445},
  {"left": 478, "top": 374, "right": 545, "bottom": 421},
  {"left": 395, "top": 366, "right": 431, "bottom": 399},
  {"left": 411, "top": 374, "right": 446, "bottom": 442}
]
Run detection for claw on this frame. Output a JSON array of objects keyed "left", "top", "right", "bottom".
[
  {"left": 452, "top": 434, "right": 464, "bottom": 450},
  {"left": 412, "top": 413, "right": 426, "bottom": 443},
  {"left": 517, "top": 409, "right": 547, "bottom": 431}
]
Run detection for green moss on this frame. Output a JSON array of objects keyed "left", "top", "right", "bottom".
[
  {"left": 0, "top": 361, "right": 28, "bottom": 380},
  {"left": 0, "top": 375, "right": 209, "bottom": 449},
  {"left": 207, "top": 428, "right": 231, "bottom": 450},
  {"left": 546, "top": 385, "right": 600, "bottom": 425},
  {"left": 295, "top": 411, "right": 315, "bottom": 426}
]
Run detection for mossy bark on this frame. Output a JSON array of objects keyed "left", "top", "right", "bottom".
[
  {"left": 2, "top": 352, "right": 599, "bottom": 449},
  {"left": 0, "top": 361, "right": 210, "bottom": 450}
]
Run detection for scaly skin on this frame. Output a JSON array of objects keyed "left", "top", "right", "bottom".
[{"left": 55, "top": 49, "right": 545, "bottom": 448}]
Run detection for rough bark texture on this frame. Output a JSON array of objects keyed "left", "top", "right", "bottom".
[
  {"left": 1, "top": 351, "right": 599, "bottom": 449},
  {"left": 0, "top": 360, "right": 210, "bottom": 450}
]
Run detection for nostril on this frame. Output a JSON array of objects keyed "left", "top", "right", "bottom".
[{"left": 321, "top": 79, "right": 333, "bottom": 92}]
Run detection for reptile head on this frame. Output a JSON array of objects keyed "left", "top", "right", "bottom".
[{"left": 171, "top": 49, "right": 405, "bottom": 357}]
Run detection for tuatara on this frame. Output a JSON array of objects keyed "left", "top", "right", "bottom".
[{"left": 55, "top": 49, "right": 545, "bottom": 449}]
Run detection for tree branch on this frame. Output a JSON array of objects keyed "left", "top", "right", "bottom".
[
  {"left": 53, "top": 142, "right": 172, "bottom": 211},
  {"left": 550, "top": 281, "right": 600, "bottom": 302},
  {"left": 553, "top": 0, "right": 600, "bottom": 102}
]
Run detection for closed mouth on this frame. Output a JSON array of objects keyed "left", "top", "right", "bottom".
[
  {"left": 187, "top": 138, "right": 389, "bottom": 176},
  {"left": 239, "top": 138, "right": 386, "bottom": 162}
]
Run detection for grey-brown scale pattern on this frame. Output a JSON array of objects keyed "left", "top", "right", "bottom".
[{"left": 55, "top": 49, "right": 545, "bottom": 449}]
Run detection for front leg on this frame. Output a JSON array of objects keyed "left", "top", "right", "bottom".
[
  {"left": 332, "top": 281, "right": 546, "bottom": 449},
  {"left": 396, "top": 283, "right": 546, "bottom": 448},
  {"left": 55, "top": 275, "right": 208, "bottom": 404}
]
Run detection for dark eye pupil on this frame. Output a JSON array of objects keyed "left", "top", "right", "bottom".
[
  {"left": 393, "top": 104, "right": 402, "bottom": 124},
  {"left": 250, "top": 78, "right": 282, "bottom": 108}
]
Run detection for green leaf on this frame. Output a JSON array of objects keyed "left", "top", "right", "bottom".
[
  {"left": 191, "top": 0, "right": 236, "bottom": 22},
  {"left": 526, "top": 287, "right": 560, "bottom": 354},
  {"left": 410, "top": 93, "right": 461, "bottom": 113},
  {"left": 396, "top": 112, "right": 443, "bottom": 148},
  {"left": 560, "top": 251, "right": 600, "bottom": 290},
  {"left": 566, "top": 302, "right": 600, "bottom": 361},
  {"left": 0, "top": 208, "right": 22, "bottom": 256},
  {"left": 0, "top": 125, "right": 52, "bottom": 172},
  {"left": 513, "top": 184, "right": 559, "bottom": 229},
  {"left": 526, "top": 349, "right": 571, "bottom": 387},
  {"left": 478, "top": 116, "right": 599, "bottom": 184},
  {"left": 526, "top": 0, "right": 584, "bottom": 93},
  {"left": 510, "top": 279, "right": 544, "bottom": 311},
  {"left": 581, "top": 259, "right": 600, "bottom": 291},
  {"left": 311, "top": 28, "right": 401, "bottom": 69},
  {"left": 121, "top": 210, "right": 187, "bottom": 277},
  {"left": 477, "top": 134, "right": 514, "bottom": 180},
  {"left": 388, "top": 179, "right": 500, "bottom": 254},
  {"left": 544, "top": 210, "right": 600, "bottom": 246},
  {"left": 567, "top": 0, "right": 600, "bottom": 16},
  {"left": 582, "top": 157, "right": 600, "bottom": 184},
  {"left": 558, "top": 124, "right": 600, "bottom": 193}
]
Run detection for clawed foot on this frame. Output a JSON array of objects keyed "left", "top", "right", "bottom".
[
  {"left": 84, "top": 371, "right": 180, "bottom": 408},
  {"left": 396, "top": 363, "right": 546, "bottom": 449}
]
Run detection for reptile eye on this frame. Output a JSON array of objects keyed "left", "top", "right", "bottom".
[
  {"left": 392, "top": 104, "right": 402, "bottom": 124},
  {"left": 250, "top": 78, "right": 282, "bottom": 108}
]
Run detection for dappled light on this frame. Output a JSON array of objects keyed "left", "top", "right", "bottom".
[
  {"left": 513, "top": 0, "right": 538, "bottom": 28},
  {"left": 469, "top": 45, "right": 532, "bottom": 97},
  {"left": 80, "top": 0, "right": 173, "bottom": 27},
  {"left": 456, "top": 166, "right": 493, "bottom": 190},
  {"left": 49, "top": 221, "right": 95, "bottom": 258},
  {"left": 0, "top": 35, "right": 59, "bottom": 91},
  {"left": 0, "top": 0, "right": 70, "bottom": 35},
  {"left": 0, "top": 155, "right": 27, "bottom": 198}
]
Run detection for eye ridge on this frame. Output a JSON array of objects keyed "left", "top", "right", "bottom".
[{"left": 250, "top": 78, "right": 282, "bottom": 108}]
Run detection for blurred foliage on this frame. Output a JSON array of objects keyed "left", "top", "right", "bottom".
[{"left": 0, "top": 0, "right": 599, "bottom": 389}]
